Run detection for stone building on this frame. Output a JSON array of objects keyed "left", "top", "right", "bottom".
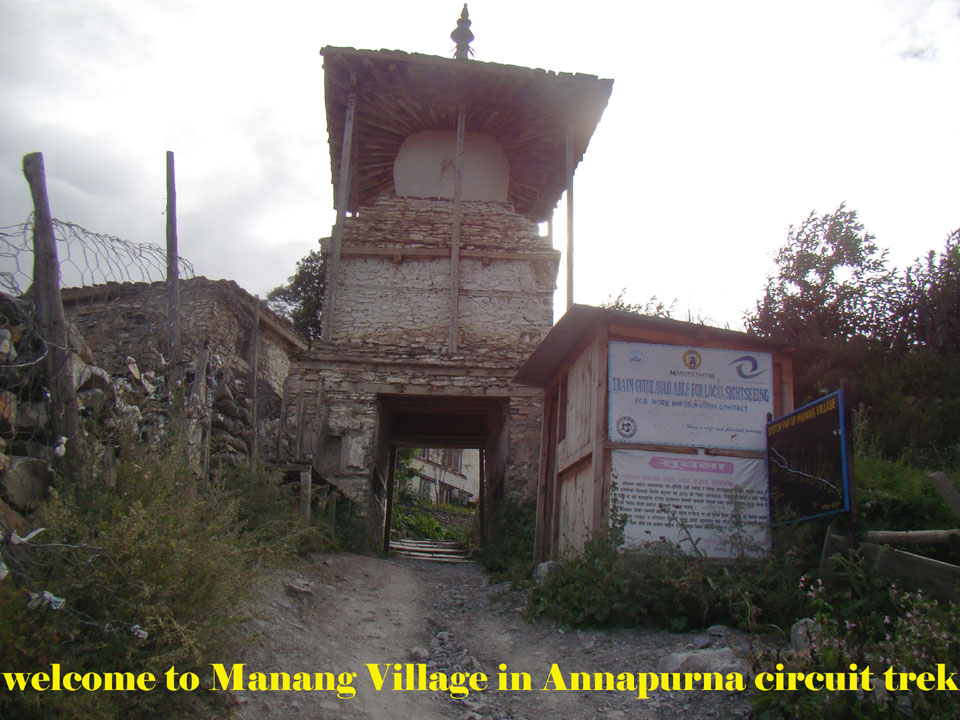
[
  {"left": 409, "top": 448, "right": 481, "bottom": 505},
  {"left": 281, "top": 17, "right": 612, "bottom": 546}
]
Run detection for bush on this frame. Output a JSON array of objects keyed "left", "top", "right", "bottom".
[
  {"left": 0, "top": 436, "right": 314, "bottom": 719},
  {"left": 528, "top": 513, "right": 820, "bottom": 632},
  {"left": 473, "top": 501, "right": 536, "bottom": 583},
  {"left": 751, "top": 557, "right": 960, "bottom": 719}
]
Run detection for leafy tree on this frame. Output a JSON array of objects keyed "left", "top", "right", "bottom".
[
  {"left": 266, "top": 248, "right": 324, "bottom": 342},
  {"left": 891, "top": 228, "right": 960, "bottom": 355},
  {"left": 746, "top": 204, "right": 896, "bottom": 345}
]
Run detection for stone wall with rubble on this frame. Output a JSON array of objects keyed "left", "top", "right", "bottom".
[
  {"left": 61, "top": 278, "right": 301, "bottom": 397},
  {"left": 326, "top": 195, "right": 559, "bottom": 354},
  {"left": 59, "top": 278, "right": 307, "bottom": 469}
]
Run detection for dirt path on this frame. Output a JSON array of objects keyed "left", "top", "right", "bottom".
[{"left": 232, "top": 553, "right": 754, "bottom": 720}]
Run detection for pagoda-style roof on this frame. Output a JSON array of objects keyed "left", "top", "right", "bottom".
[{"left": 321, "top": 46, "right": 614, "bottom": 222}]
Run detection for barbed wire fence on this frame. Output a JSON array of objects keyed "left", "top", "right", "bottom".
[
  {"left": 0, "top": 155, "right": 202, "bottom": 653},
  {"left": 0, "top": 213, "right": 195, "bottom": 297},
  {"left": 0, "top": 212, "right": 197, "bottom": 454},
  {"left": 0, "top": 211, "right": 197, "bottom": 450}
]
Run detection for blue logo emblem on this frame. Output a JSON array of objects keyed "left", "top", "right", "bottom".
[
  {"left": 628, "top": 349, "right": 644, "bottom": 363},
  {"left": 730, "top": 355, "right": 765, "bottom": 379}
]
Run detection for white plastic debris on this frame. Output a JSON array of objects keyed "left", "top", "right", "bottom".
[
  {"left": 0, "top": 558, "right": 8, "bottom": 581},
  {"left": 10, "top": 527, "right": 46, "bottom": 545},
  {"left": 130, "top": 624, "right": 148, "bottom": 640},
  {"left": 27, "top": 591, "right": 64, "bottom": 610},
  {"left": 54, "top": 436, "right": 67, "bottom": 457}
]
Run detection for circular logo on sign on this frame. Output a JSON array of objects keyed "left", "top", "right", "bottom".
[
  {"left": 616, "top": 416, "right": 637, "bottom": 439},
  {"left": 682, "top": 349, "right": 702, "bottom": 369}
]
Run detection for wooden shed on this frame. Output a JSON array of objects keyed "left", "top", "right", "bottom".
[{"left": 513, "top": 304, "right": 796, "bottom": 562}]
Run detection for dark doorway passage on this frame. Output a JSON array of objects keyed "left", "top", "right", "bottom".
[{"left": 374, "top": 394, "right": 509, "bottom": 554}]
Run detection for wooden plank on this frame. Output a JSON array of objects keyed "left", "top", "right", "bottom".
[
  {"left": 322, "top": 92, "right": 357, "bottom": 343},
  {"left": 704, "top": 448, "right": 766, "bottom": 459},
  {"left": 861, "top": 529, "right": 960, "bottom": 545},
  {"left": 534, "top": 390, "right": 556, "bottom": 562},
  {"left": 331, "top": 244, "right": 559, "bottom": 261},
  {"left": 448, "top": 101, "right": 466, "bottom": 354},
  {"left": 824, "top": 533, "right": 960, "bottom": 602},
  {"left": 604, "top": 442, "right": 699, "bottom": 454},
  {"left": 592, "top": 327, "right": 609, "bottom": 531},
  {"left": 859, "top": 540, "right": 960, "bottom": 602},
  {"left": 930, "top": 471, "right": 960, "bottom": 521}
]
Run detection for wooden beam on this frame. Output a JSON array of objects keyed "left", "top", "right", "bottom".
[
  {"left": 860, "top": 529, "right": 960, "bottom": 545},
  {"left": 322, "top": 92, "right": 357, "bottom": 343},
  {"left": 448, "top": 101, "right": 466, "bottom": 354},
  {"left": 565, "top": 131, "right": 574, "bottom": 310}
]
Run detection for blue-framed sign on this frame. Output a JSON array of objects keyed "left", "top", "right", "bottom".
[{"left": 766, "top": 390, "right": 852, "bottom": 525}]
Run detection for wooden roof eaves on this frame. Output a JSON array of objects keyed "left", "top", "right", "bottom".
[
  {"left": 514, "top": 304, "right": 795, "bottom": 388},
  {"left": 320, "top": 46, "right": 612, "bottom": 90},
  {"left": 321, "top": 46, "right": 613, "bottom": 221}
]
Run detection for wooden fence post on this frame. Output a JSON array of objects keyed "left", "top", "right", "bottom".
[
  {"left": 165, "top": 151, "right": 181, "bottom": 368},
  {"left": 22, "top": 152, "right": 84, "bottom": 477},
  {"left": 250, "top": 295, "right": 260, "bottom": 470}
]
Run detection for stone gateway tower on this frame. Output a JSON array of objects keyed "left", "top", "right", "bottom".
[{"left": 282, "top": 13, "right": 612, "bottom": 545}]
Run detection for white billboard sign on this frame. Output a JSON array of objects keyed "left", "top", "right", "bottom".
[
  {"left": 608, "top": 341, "right": 774, "bottom": 451},
  {"left": 612, "top": 449, "right": 771, "bottom": 559}
]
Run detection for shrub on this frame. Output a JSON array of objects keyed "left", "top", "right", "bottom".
[
  {"left": 473, "top": 501, "right": 536, "bottom": 583},
  {"left": 528, "top": 509, "right": 820, "bottom": 633},
  {"left": 751, "top": 559, "right": 960, "bottom": 719},
  {"left": 0, "top": 436, "right": 313, "bottom": 719}
]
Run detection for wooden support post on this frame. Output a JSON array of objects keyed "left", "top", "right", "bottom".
[
  {"left": 311, "top": 379, "right": 324, "bottom": 457},
  {"left": 299, "top": 469, "right": 312, "bottom": 523},
  {"left": 250, "top": 295, "right": 260, "bottom": 470},
  {"left": 565, "top": 132, "right": 575, "bottom": 311},
  {"left": 165, "top": 151, "right": 180, "bottom": 367},
  {"left": 276, "top": 380, "right": 288, "bottom": 461},
  {"left": 22, "top": 152, "right": 84, "bottom": 476},
  {"left": 448, "top": 101, "right": 466, "bottom": 354},
  {"left": 478, "top": 446, "right": 486, "bottom": 545},
  {"left": 294, "top": 380, "right": 307, "bottom": 460},
  {"left": 321, "top": 92, "right": 357, "bottom": 344},
  {"left": 383, "top": 446, "right": 397, "bottom": 552}
]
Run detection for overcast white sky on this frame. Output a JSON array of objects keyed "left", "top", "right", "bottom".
[{"left": 1, "top": 0, "right": 958, "bottom": 329}]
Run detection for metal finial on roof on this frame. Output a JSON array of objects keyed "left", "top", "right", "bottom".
[{"left": 451, "top": 4, "right": 474, "bottom": 60}]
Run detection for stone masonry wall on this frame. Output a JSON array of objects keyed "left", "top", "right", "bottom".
[
  {"left": 282, "top": 352, "right": 544, "bottom": 514},
  {"left": 330, "top": 195, "right": 559, "bottom": 354},
  {"left": 62, "top": 278, "right": 302, "bottom": 398},
  {"left": 62, "top": 278, "right": 307, "bottom": 468}
]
